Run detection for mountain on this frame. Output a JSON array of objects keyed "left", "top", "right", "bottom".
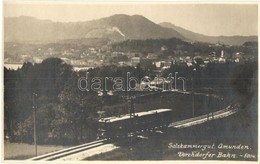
[
  {"left": 159, "top": 22, "right": 257, "bottom": 45},
  {"left": 5, "top": 15, "right": 257, "bottom": 45},
  {"left": 4, "top": 15, "right": 184, "bottom": 43}
]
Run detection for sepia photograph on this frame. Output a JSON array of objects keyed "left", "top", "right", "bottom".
[{"left": 3, "top": 1, "right": 258, "bottom": 162}]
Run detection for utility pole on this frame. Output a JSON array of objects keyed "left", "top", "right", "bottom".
[
  {"left": 191, "top": 79, "right": 194, "bottom": 117},
  {"left": 127, "top": 90, "right": 136, "bottom": 154},
  {"left": 191, "top": 68, "right": 196, "bottom": 117},
  {"left": 175, "top": 72, "right": 178, "bottom": 90},
  {"left": 206, "top": 89, "right": 210, "bottom": 121},
  {"left": 32, "top": 92, "right": 37, "bottom": 157}
]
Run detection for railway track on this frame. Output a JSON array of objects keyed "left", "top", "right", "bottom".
[
  {"left": 168, "top": 104, "right": 239, "bottom": 129},
  {"left": 26, "top": 105, "right": 237, "bottom": 161},
  {"left": 28, "top": 139, "right": 107, "bottom": 161}
]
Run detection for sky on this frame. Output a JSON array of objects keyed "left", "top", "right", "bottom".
[{"left": 3, "top": 2, "right": 258, "bottom": 36}]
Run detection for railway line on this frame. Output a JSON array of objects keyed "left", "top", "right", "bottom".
[
  {"left": 27, "top": 103, "right": 238, "bottom": 161},
  {"left": 26, "top": 91, "right": 238, "bottom": 161},
  {"left": 28, "top": 139, "right": 117, "bottom": 161},
  {"left": 168, "top": 104, "right": 239, "bottom": 129}
]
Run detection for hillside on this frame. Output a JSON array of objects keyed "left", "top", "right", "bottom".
[
  {"left": 159, "top": 22, "right": 257, "bottom": 45},
  {"left": 4, "top": 15, "right": 257, "bottom": 45},
  {"left": 4, "top": 15, "right": 184, "bottom": 43}
]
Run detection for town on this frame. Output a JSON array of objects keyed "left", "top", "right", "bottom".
[{"left": 4, "top": 39, "right": 258, "bottom": 72}]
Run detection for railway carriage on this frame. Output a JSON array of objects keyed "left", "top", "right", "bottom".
[{"left": 98, "top": 109, "right": 173, "bottom": 139}]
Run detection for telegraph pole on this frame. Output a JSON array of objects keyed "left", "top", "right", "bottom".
[
  {"left": 191, "top": 79, "right": 194, "bottom": 117},
  {"left": 191, "top": 68, "right": 196, "bottom": 117},
  {"left": 32, "top": 92, "right": 37, "bottom": 156}
]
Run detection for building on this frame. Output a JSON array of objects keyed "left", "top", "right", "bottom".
[
  {"left": 161, "top": 45, "right": 168, "bottom": 51},
  {"left": 131, "top": 57, "right": 141, "bottom": 66},
  {"left": 219, "top": 50, "right": 226, "bottom": 63},
  {"left": 147, "top": 53, "right": 158, "bottom": 60}
]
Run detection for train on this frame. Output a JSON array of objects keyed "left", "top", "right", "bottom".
[{"left": 98, "top": 109, "right": 173, "bottom": 139}]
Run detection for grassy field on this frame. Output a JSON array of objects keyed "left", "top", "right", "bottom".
[{"left": 4, "top": 141, "right": 69, "bottom": 160}]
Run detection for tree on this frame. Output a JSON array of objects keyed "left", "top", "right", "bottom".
[
  {"left": 4, "top": 58, "right": 75, "bottom": 143},
  {"left": 58, "top": 77, "right": 100, "bottom": 144}
]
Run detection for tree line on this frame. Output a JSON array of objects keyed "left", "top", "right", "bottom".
[{"left": 111, "top": 38, "right": 258, "bottom": 57}]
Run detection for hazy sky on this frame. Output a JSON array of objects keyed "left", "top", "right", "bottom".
[{"left": 4, "top": 2, "right": 258, "bottom": 36}]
